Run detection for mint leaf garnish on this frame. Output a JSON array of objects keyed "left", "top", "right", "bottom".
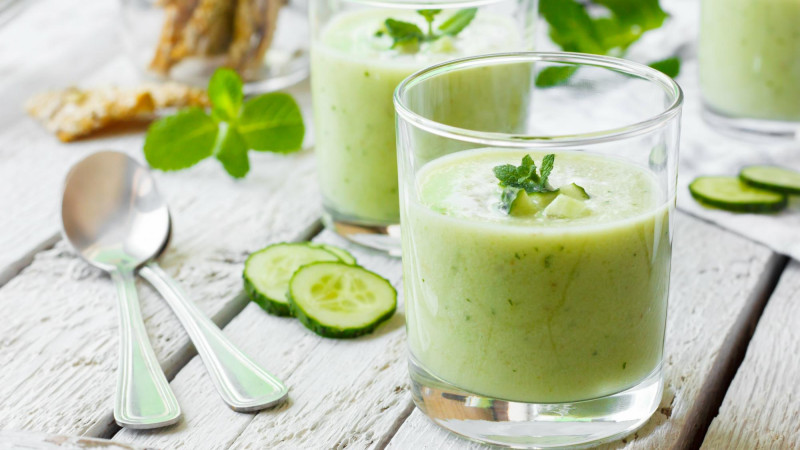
[
  {"left": 214, "top": 124, "right": 249, "bottom": 178},
  {"left": 418, "top": 9, "right": 441, "bottom": 37},
  {"left": 143, "top": 68, "right": 305, "bottom": 177},
  {"left": 494, "top": 154, "right": 559, "bottom": 214},
  {"left": 540, "top": 154, "right": 555, "bottom": 186},
  {"left": 494, "top": 154, "right": 556, "bottom": 194},
  {"left": 538, "top": 0, "right": 676, "bottom": 87},
  {"left": 385, "top": 19, "right": 424, "bottom": 49},
  {"left": 648, "top": 56, "right": 681, "bottom": 77},
  {"left": 144, "top": 108, "right": 217, "bottom": 170},
  {"left": 438, "top": 8, "right": 477, "bottom": 36},
  {"left": 208, "top": 68, "right": 243, "bottom": 122},
  {"left": 500, "top": 187, "right": 521, "bottom": 213},
  {"left": 381, "top": 8, "right": 477, "bottom": 53},
  {"left": 238, "top": 93, "right": 304, "bottom": 152}
]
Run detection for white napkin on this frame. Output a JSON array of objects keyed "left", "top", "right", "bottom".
[{"left": 643, "top": 1, "right": 800, "bottom": 259}]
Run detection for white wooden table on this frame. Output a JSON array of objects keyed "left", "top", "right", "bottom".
[{"left": 1, "top": 1, "right": 799, "bottom": 449}]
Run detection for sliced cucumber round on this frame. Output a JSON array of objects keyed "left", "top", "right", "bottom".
[
  {"left": 244, "top": 243, "right": 340, "bottom": 316},
  {"left": 288, "top": 262, "right": 396, "bottom": 338},
  {"left": 689, "top": 176, "right": 787, "bottom": 213},
  {"left": 314, "top": 243, "right": 357, "bottom": 265},
  {"left": 740, "top": 165, "right": 800, "bottom": 195}
]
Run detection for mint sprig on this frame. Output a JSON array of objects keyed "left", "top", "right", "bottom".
[
  {"left": 494, "top": 154, "right": 559, "bottom": 213},
  {"left": 382, "top": 8, "right": 477, "bottom": 52},
  {"left": 144, "top": 68, "right": 305, "bottom": 178},
  {"left": 494, "top": 154, "right": 557, "bottom": 194},
  {"left": 537, "top": 0, "right": 679, "bottom": 87}
]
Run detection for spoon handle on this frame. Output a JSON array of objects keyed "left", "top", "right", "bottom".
[
  {"left": 140, "top": 262, "right": 288, "bottom": 412},
  {"left": 110, "top": 268, "right": 181, "bottom": 429}
]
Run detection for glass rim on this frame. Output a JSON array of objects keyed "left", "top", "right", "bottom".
[
  {"left": 393, "top": 52, "right": 684, "bottom": 148},
  {"left": 340, "top": 0, "right": 503, "bottom": 9}
]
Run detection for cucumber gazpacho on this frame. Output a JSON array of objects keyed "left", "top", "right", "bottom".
[
  {"left": 311, "top": 8, "right": 523, "bottom": 224},
  {"left": 403, "top": 149, "right": 672, "bottom": 402}
]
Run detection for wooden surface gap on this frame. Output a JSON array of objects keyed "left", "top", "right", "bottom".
[
  {"left": 373, "top": 399, "right": 416, "bottom": 450},
  {"left": 0, "top": 231, "right": 59, "bottom": 288},
  {"left": 674, "top": 252, "right": 789, "bottom": 450}
]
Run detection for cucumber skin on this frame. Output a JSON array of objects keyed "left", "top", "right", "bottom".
[
  {"left": 314, "top": 244, "right": 357, "bottom": 265},
  {"left": 739, "top": 167, "right": 800, "bottom": 195},
  {"left": 689, "top": 178, "right": 787, "bottom": 213},
  {"left": 288, "top": 263, "right": 397, "bottom": 339},
  {"left": 243, "top": 275, "right": 292, "bottom": 316},
  {"left": 289, "top": 297, "right": 396, "bottom": 339}
]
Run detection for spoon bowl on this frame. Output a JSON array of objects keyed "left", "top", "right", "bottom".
[
  {"left": 62, "top": 151, "right": 169, "bottom": 270},
  {"left": 64, "top": 150, "right": 288, "bottom": 415},
  {"left": 62, "top": 150, "right": 180, "bottom": 429}
]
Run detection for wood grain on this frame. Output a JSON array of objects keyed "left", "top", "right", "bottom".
[
  {"left": 112, "top": 231, "right": 416, "bottom": 449},
  {"left": 0, "top": 0, "right": 122, "bottom": 283},
  {"left": 701, "top": 261, "right": 800, "bottom": 450},
  {"left": 0, "top": 430, "right": 147, "bottom": 449},
  {"left": 0, "top": 63, "right": 321, "bottom": 439},
  {"left": 386, "top": 212, "right": 774, "bottom": 450}
]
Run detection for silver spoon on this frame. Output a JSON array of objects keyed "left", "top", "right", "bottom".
[
  {"left": 138, "top": 240, "right": 289, "bottom": 412},
  {"left": 64, "top": 151, "right": 288, "bottom": 415},
  {"left": 62, "top": 150, "right": 181, "bottom": 429}
]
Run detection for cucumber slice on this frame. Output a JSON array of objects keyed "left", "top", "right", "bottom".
[
  {"left": 740, "top": 165, "right": 800, "bottom": 195},
  {"left": 244, "top": 243, "right": 340, "bottom": 316},
  {"left": 509, "top": 190, "right": 559, "bottom": 216},
  {"left": 689, "top": 176, "right": 787, "bottom": 212},
  {"left": 558, "top": 182, "right": 590, "bottom": 200},
  {"left": 288, "top": 262, "right": 396, "bottom": 338},
  {"left": 543, "top": 194, "right": 591, "bottom": 218},
  {"left": 314, "top": 243, "right": 357, "bottom": 265}
]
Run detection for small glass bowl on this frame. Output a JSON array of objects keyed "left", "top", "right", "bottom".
[{"left": 120, "top": 0, "right": 309, "bottom": 93}]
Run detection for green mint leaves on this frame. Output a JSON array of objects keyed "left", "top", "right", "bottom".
[
  {"left": 438, "top": 8, "right": 478, "bottom": 36},
  {"left": 385, "top": 19, "right": 425, "bottom": 50},
  {"left": 537, "top": 0, "right": 679, "bottom": 87},
  {"left": 494, "top": 154, "right": 558, "bottom": 213},
  {"left": 382, "top": 8, "right": 477, "bottom": 52},
  {"left": 144, "top": 68, "right": 305, "bottom": 178},
  {"left": 495, "top": 154, "right": 557, "bottom": 194}
]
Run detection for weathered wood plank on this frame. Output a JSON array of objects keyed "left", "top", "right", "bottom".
[
  {"left": 0, "top": 431, "right": 147, "bottom": 450},
  {"left": 0, "top": 0, "right": 124, "bottom": 284},
  {"left": 0, "top": 0, "right": 121, "bottom": 125},
  {"left": 701, "top": 261, "right": 800, "bottom": 449},
  {"left": 112, "top": 230, "right": 415, "bottom": 449},
  {"left": 0, "top": 148, "right": 321, "bottom": 437},
  {"left": 386, "top": 213, "right": 774, "bottom": 449},
  {"left": 0, "top": 57, "right": 321, "bottom": 438}
]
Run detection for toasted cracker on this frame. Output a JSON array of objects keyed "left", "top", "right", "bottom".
[{"left": 26, "top": 83, "right": 210, "bottom": 142}]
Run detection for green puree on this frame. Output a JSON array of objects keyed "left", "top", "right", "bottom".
[
  {"left": 311, "top": 9, "right": 523, "bottom": 223},
  {"left": 403, "top": 149, "right": 672, "bottom": 403},
  {"left": 700, "top": 0, "right": 800, "bottom": 121}
]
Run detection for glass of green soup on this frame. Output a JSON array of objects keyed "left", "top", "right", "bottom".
[
  {"left": 395, "top": 53, "right": 683, "bottom": 448},
  {"left": 700, "top": 0, "right": 800, "bottom": 138},
  {"left": 308, "top": 0, "right": 537, "bottom": 254}
]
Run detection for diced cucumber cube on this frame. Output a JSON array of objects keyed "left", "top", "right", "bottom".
[
  {"left": 559, "top": 182, "right": 590, "bottom": 200},
  {"left": 509, "top": 190, "right": 560, "bottom": 216},
  {"left": 543, "top": 194, "right": 591, "bottom": 218}
]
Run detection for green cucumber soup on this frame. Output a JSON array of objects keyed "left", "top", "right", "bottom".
[
  {"left": 700, "top": 0, "right": 800, "bottom": 121},
  {"left": 403, "top": 149, "right": 672, "bottom": 403},
  {"left": 311, "top": 8, "right": 524, "bottom": 224}
]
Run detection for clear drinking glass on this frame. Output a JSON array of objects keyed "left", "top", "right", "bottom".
[
  {"left": 699, "top": 0, "right": 800, "bottom": 139},
  {"left": 395, "top": 52, "right": 682, "bottom": 448},
  {"left": 120, "top": 0, "right": 309, "bottom": 93},
  {"left": 309, "top": 0, "right": 538, "bottom": 254}
]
